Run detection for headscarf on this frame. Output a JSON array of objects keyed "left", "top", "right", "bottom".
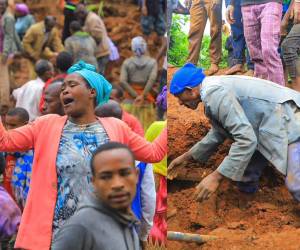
[
  {"left": 67, "top": 60, "right": 112, "bottom": 107},
  {"left": 15, "top": 3, "right": 30, "bottom": 15},
  {"left": 156, "top": 85, "right": 167, "bottom": 112},
  {"left": 170, "top": 63, "right": 206, "bottom": 95},
  {"left": 131, "top": 36, "right": 147, "bottom": 57}
]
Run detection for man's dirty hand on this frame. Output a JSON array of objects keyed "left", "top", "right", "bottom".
[
  {"left": 194, "top": 170, "right": 223, "bottom": 202},
  {"left": 168, "top": 152, "right": 192, "bottom": 180}
]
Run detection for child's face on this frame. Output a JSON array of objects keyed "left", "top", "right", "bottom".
[
  {"left": 5, "top": 115, "right": 27, "bottom": 130},
  {"left": 92, "top": 148, "right": 138, "bottom": 212}
]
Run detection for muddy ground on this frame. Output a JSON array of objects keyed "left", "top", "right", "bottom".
[{"left": 167, "top": 67, "right": 300, "bottom": 250}]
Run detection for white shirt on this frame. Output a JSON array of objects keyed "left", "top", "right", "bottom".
[
  {"left": 12, "top": 77, "right": 45, "bottom": 121},
  {"left": 135, "top": 161, "right": 156, "bottom": 241}
]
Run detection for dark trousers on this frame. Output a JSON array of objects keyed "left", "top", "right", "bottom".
[
  {"left": 281, "top": 24, "right": 300, "bottom": 78},
  {"left": 225, "top": 0, "right": 254, "bottom": 69}
]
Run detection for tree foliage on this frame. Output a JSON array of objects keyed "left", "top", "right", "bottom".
[{"left": 169, "top": 14, "right": 228, "bottom": 69}]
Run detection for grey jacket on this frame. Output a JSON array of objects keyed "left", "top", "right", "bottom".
[
  {"left": 190, "top": 75, "right": 300, "bottom": 181},
  {"left": 120, "top": 55, "right": 157, "bottom": 98},
  {"left": 2, "top": 11, "right": 22, "bottom": 57},
  {"left": 52, "top": 192, "right": 140, "bottom": 250}
]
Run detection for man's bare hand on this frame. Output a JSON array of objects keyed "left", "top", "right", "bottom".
[
  {"left": 194, "top": 170, "right": 223, "bottom": 202},
  {"left": 168, "top": 152, "right": 192, "bottom": 180},
  {"left": 226, "top": 5, "right": 235, "bottom": 24}
]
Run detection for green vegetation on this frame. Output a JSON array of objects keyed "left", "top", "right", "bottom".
[{"left": 168, "top": 14, "right": 228, "bottom": 69}]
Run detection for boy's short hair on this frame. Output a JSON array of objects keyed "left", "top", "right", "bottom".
[
  {"left": 112, "top": 86, "right": 124, "bottom": 99},
  {"left": 90, "top": 142, "right": 135, "bottom": 176},
  {"left": 35, "top": 59, "right": 52, "bottom": 77},
  {"left": 7, "top": 107, "right": 29, "bottom": 123},
  {"left": 94, "top": 100, "right": 122, "bottom": 120},
  {"left": 70, "top": 20, "right": 82, "bottom": 33},
  {"left": 56, "top": 52, "right": 73, "bottom": 73}
]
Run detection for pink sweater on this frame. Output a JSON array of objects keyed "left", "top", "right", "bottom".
[
  {"left": 122, "top": 111, "right": 144, "bottom": 137},
  {"left": 0, "top": 114, "right": 167, "bottom": 250}
]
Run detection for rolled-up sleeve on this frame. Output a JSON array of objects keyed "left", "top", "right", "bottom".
[{"left": 202, "top": 86, "right": 257, "bottom": 181}]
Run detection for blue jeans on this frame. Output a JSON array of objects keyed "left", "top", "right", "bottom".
[
  {"left": 225, "top": 0, "right": 254, "bottom": 70},
  {"left": 236, "top": 151, "right": 267, "bottom": 193}
]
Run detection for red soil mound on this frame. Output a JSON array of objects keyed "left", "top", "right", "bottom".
[{"left": 167, "top": 67, "right": 300, "bottom": 249}]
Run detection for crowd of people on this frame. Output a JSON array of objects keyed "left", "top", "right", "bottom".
[{"left": 0, "top": 0, "right": 167, "bottom": 249}]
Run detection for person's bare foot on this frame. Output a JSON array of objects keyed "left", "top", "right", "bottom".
[
  {"left": 225, "top": 64, "right": 243, "bottom": 75},
  {"left": 205, "top": 64, "right": 219, "bottom": 76},
  {"left": 244, "top": 69, "right": 254, "bottom": 77}
]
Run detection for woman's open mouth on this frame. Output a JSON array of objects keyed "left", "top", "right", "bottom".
[{"left": 62, "top": 97, "right": 74, "bottom": 107}]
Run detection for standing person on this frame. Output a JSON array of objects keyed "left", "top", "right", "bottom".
[
  {"left": 60, "top": 0, "right": 81, "bottom": 42},
  {"left": 42, "top": 80, "right": 65, "bottom": 116},
  {"left": 52, "top": 142, "right": 141, "bottom": 250},
  {"left": 12, "top": 60, "right": 54, "bottom": 121},
  {"left": 227, "top": 0, "right": 284, "bottom": 85},
  {"left": 0, "top": 61, "right": 167, "bottom": 250},
  {"left": 141, "top": 0, "right": 166, "bottom": 43},
  {"left": 39, "top": 51, "right": 73, "bottom": 113},
  {"left": 94, "top": 101, "right": 155, "bottom": 247},
  {"left": 64, "top": 20, "right": 98, "bottom": 69},
  {"left": 120, "top": 36, "right": 157, "bottom": 130},
  {"left": 14, "top": 3, "right": 35, "bottom": 40},
  {"left": 0, "top": 0, "right": 22, "bottom": 111},
  {"left": 281, "top": 0, "right": 300, "bottom": 91},
  {"left": 2, "top": 108, "right": 29, "bottom": 200},
  {"left": 225, "top": 0, "right": 254, "bottom": 75},
  {"left": 75, "top": 3, "right": 110, "bottom": 75},
  {"left": 22, "top": 16, "right": 64, "bottom": 63},
  {"left": 169, "top": 63, "right": 300, "bottom": 203},
  {"left": 4, "top": 108, "right": 33, "bottom": 210},
  {"left": 186, "top": 0, "right": 222, "bottom": 75}
]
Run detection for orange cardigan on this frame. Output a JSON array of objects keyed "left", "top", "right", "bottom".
[{"left": 0, "top": 114, "right": 167, "bottom": 250}]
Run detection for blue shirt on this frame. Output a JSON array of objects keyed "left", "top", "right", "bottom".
[{"left": 52, "top": 120, "right": 109, "bottom": 239}]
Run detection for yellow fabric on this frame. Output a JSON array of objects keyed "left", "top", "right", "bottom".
[
  {"left": 122, "top": 102, "right": 156, "bottom": 131},
  {"left": 145, "top": 121, "right": 167, "bottom": 176},
  {"left": 22, "top": 22, "right": 64, "bottom": 61}
]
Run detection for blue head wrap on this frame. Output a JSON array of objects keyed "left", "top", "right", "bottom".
[
  {"left": 67, "top": 60, "right": 112, "bottom": 107},
  {"left": 170, "top": 63, "right": 206, "bottom": 95}
]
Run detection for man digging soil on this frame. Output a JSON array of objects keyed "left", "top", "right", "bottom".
[{"left": 169, "top": 63, "right": 300, "bottom": 203}]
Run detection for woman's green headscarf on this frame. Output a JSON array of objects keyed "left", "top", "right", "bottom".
[{"left": 67, "top": 60, "right": 112, "bottom": 107}]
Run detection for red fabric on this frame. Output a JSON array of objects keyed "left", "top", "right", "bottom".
[
  {"left": 38, "top": 73, "right": 67, "bottom": 112},
  {"left": 3, "top": 154, "right": 16, "bottom": 200},
  {"left": 122, "top": 111, "right": 144, "bottom": 137},
  {"left": 149, "top": 175, "right": 167, "bottom": 246}
]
